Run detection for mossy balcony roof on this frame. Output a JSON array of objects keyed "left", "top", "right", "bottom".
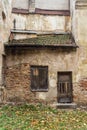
[{"left": 5, "top": 34, "right": 78, "bottom": 48}]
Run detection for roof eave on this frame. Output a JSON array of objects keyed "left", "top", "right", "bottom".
[{"left": 4, "top": 43, "right": 78, "bottom": 48}]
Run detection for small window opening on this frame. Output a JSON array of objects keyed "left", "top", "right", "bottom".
[{"left": 30, "top": 66, "right": 48, "bottom": 92}]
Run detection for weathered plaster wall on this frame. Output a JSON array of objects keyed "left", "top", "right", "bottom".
[
  {"left": 0, "top": 0, "right": 13, "bottom": 43},
  {"left": 12, "top": 14, "right": 71, "bottom": 33},
  {"left": 4, "top": 48, "right": 87, "bottom": 105},
  {"left": 0, "top": 0, "right": 13, "bottom": 102},
  {"left": 35, "top": 0, "right": 70, "bottom": 10},
  {"left": 76, "top": 10, "right": 87, "bottom": 45},
  {"left": 72, "top": 1, "right": 87, "bottom": 104}
]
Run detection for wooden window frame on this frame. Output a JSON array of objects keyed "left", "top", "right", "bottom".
[{"left": 30, "top": 66, "right": 48, "bottom": 92}]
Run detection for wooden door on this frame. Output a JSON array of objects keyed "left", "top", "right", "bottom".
[{"left": 57, "top": 72, "right": 73, "bottom": 103}]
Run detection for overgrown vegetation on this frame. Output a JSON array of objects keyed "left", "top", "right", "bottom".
[{"left": 0, "top": 104, "right": 87, "bottom": 130}]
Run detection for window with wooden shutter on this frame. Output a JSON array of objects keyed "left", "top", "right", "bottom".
[{"left": 30, "top": 66, "right": 48, "bottom": 91}]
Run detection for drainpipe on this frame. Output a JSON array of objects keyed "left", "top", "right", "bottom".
[{"left": 0, "top": 40, "right": 5, "bottom": 103}]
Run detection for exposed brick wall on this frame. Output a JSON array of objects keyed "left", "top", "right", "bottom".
[
  {"left": 4, "top": 63, "right": 49, "bottom": 104},
  {"left": 4, "top": 63, "right": 36, "bottom": 103},
  {"left": 73, "top": 79, "right": 87, "bottom": 105},
  {"left": 80, "top": 78, "right": 87, "bottom": 90}
]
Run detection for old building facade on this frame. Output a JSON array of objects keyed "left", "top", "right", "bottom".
[{"left": 0, "top": 0, "right": 87, "bottom": 106}]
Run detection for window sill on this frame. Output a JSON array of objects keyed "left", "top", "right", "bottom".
[{"left": 31, "top": 89, "right": 48, "bottom": 92}]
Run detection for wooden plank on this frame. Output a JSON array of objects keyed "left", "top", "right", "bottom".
[{"left": 35, "top": 8, "right": 70, "bottom": 15}]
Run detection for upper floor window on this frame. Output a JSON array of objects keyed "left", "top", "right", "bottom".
[{"left": 12, "top": 0, "right": 70, "bottom": 15}]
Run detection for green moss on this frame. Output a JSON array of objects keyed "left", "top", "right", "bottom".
[{"left": 11, "top": 34, "right": 72, "bottom": 45}]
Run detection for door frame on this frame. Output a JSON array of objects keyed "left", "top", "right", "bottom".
[{"left": 57, "top": 71, "right": 73, "bottom": 103}]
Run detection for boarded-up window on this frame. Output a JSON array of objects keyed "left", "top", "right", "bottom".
[{"left": 31, "top": 66, "right": 48, "bottom": 91}]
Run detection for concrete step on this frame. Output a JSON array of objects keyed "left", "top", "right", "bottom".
[{"left": 53, "top": 103, "right": 77, "bottom": 109}]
